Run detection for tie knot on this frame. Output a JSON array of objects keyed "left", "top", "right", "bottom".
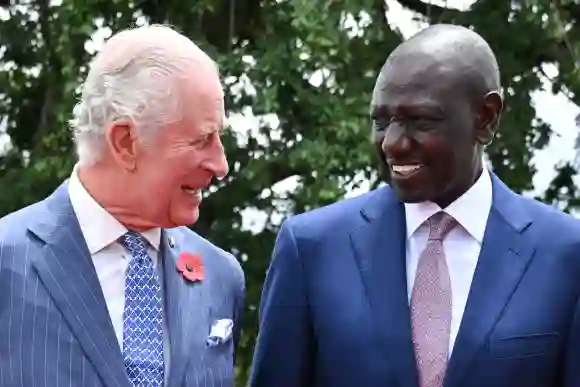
[
  {"left": 119, "top": 231, "right": 148, "bottom": 257},
  {"left": 428, "top": 212, "right": 457, "bottom": 241}
]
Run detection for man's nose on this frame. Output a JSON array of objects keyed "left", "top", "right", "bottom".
[
  {"left": 381, "top": 123, "right": 412, "bottom": 157},
  {"left": 203, "top": 137, "right": 229, "bottom": 179}
]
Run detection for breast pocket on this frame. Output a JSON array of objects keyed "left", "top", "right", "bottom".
[{"left": 490, "top": 332, "right": 561, "bottom": 359}]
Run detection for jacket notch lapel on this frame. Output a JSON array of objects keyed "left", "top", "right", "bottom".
[
  {"left": 445, "top": 176, "right": 535, "bottom": 387},
  {"left": 163, "top": 229, "right": 210, "bottom": 387},
  {"left": 350, "top": 187, "right": 420, "bottom": 387},
  {"left": 28, "top": 184, "right": 129, "bottom": 387}
]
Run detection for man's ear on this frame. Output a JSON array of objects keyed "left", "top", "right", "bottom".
[
  {"left": 476, "top": 91, "right": 503, "bottom": 145},
  {"left": 106, "top": 119, "right": 138, "bottom": 171}
]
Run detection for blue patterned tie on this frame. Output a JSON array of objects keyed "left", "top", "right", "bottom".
[{"left": 120, "top": 231, "right": 164, "bottom": 387}]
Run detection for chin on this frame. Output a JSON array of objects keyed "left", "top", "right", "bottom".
[
  {"left": 171, "top": 207, "right": 200, "bottom": 227},
  {"left": 397, "top": 194, "right": 427, "bottom": 204},
  {"left": 391, "top": 185, "right": 429, "bottom": 204}
]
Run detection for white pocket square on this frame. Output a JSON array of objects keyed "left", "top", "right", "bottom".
[{"left": 206, "top": 318, "right": 234, "bottom": 348}]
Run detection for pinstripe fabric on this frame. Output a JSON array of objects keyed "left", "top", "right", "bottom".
[{"left": 0, "top": 182, "right": 245, "bottom": 387}]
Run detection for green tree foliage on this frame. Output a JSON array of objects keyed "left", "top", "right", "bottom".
[{"left": 1, "top": 0, "right": 579, "bottom": 382}]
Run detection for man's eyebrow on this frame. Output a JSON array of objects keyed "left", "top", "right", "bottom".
[
  {"left": 371, "top": 103, "right": 445, "bottom": 118},
  {"left": 219, "top": 116, "right": 231, "bottom": 134},
  {"left": 409, "top": 104, "right": 445, "bottom": 115},
  {"left": 197, "top": 117, "right": 230, "bottom": 137},
  {"left": 370, "top": 105, "right": 389, "bottom": 118}
]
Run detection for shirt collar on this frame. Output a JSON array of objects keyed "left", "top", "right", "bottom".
[
  {"left": 404, "top": 168, "right": 492, "bottom": 243},
  {"left": 67, "top": 165, "right": 161, "bottom": 254}
]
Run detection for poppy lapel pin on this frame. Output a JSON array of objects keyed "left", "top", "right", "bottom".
[{"left": 176, "top": 252, "right": 204, "bottom": 282}]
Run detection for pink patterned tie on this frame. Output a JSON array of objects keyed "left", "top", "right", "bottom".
[{"left": 410, "top": 211, "right": 457, "bottom": 387}]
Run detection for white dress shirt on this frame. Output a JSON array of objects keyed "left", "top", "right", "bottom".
[
  {"left": 67, "top": 167, "right": 170, "bottom": 374},
  {"left": 404, "top": 168, "right": 492, "bottom": 354}
]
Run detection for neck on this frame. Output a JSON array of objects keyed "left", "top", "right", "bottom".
[
  {"left": 435, "top": 162, "right": 484, "bottom": 209},
  {"left": 77, "top": 164, "right": 157, "bottom": 232}
]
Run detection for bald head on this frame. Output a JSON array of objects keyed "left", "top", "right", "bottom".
[
  {"left": 71, "top": 25, "right": 222, "bottom": 166},
  {"left": 381, "top": 24, "right": 500, "bottom": 99}
]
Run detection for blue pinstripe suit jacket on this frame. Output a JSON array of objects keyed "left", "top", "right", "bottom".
[{"left": 0, "top": 182, "right": 245, "bottom": 387}]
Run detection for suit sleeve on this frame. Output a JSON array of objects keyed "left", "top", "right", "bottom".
[
  {"left": 249, "top": 220, "right": 315, "bottom": 387},
  {"left": 563, "top": 295, "right": 580, "bottom": 386}
]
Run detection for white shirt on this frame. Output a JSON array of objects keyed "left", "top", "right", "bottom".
[
  {"left": 404, "top": 168, "right": 492, "bottom": 354},
  {"left": 67, "top": 167, "right": 170, "bottom": 373}
]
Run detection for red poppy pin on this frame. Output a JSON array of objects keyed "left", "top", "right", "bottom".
[{"left": 176, "top": 253, "right": 204, "bottom": 282}]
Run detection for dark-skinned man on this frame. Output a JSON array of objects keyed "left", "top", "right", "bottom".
[{"left": 249, "top": 24, "right": 580, "bottom": 387}]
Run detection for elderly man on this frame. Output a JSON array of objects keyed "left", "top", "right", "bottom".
[
  {"left": 250, "top": 24, "right": 580, "bottom": 387},
  {"left": 0, "top": 25, "right": 244, "bottom": 387}
]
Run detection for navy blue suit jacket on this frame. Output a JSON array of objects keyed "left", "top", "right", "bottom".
[
  {"left": 250, "top": 174, "right": 580, "bottom": 387},
  {"left": 0, "top": 182, "right": 245, "bottom": 387}
]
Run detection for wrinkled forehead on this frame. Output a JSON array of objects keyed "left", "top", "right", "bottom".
[
  {"left": 179, "top": 68, "right": 226, "bottom": 131},
  {"left": 371, "top": 58, "right": 459, "bottom": 112}
]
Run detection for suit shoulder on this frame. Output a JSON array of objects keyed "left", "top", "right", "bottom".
[
  {"left": 0, "top": 201, "right": 45, "bottom": 241},
  {"left": 0, "top": 201, "right": 47, "bottom": 271},
  {"left": 508, "top": 197, "right": 580, "bottom": 279},
  {"left": 173, "top": 226, "right": 244, "bottom": 285},
  {"left": 499, "top": 191, "right": 580, "bottom": 259},
  {"left": 286, "top": 187, "right": 386, "bottom": 237},
  {"left": 518, "top": 195, "right": 580, "bottom": 229}
]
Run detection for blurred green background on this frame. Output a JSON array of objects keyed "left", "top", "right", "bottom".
[{"left": 1, "top": 0, "right": 580, "bottom": 383}]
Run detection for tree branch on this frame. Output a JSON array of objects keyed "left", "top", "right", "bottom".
[
  {"left": 395, "top": 0, "right": 463, "bottom": 21},
  {"left": 33, "top": 0, "right": 59, "bottom": 155},
  {"left": 561, "top": 3, "right": 580, "bottom": 21},
  {"left": 373, "top": 0, "right": 389, "bottom": 25}
]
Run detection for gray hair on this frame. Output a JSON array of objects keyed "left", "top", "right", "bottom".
[{"left": 70, "top": 24, "right": 215, "bottom": 166}]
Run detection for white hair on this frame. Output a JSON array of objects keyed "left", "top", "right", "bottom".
[{"left": 70, "top": 24, "right": 216, "bottom": 166}]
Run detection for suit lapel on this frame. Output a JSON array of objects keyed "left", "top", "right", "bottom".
[
  {"left": 163, "top": 229, "right": 211, "bottom": 387},
  {"left": 350, "top": 186, "right": 420, "bottom": 387},
  {"left": 445, "top": 175, "right": 535, "bottom": 387},
  {"left": 28, "top": 182, "right": 130, "bottom": 387}
]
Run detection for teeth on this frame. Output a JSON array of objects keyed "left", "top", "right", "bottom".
[
  {"left": 392, "top": 165, "right": 422, "bottom": 174},
  {"left": 183, "top": 188, "right": 200, "bottom": 195}
]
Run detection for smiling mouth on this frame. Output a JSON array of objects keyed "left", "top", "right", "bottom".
[
  {"left": 390, "top": 164, "right": 424, "bottom": 177},
  {"left": 182, "top": 186, "right": 202, "bottom": 196}
]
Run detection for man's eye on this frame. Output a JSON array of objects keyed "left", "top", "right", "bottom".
[
  {"left": 408, "top": 117, "right": 437, "bottom": 131},
  {"left": 373, "top": 118, "right": 391, "bottom": 130},
  {"left": 192, "top": 134, "right": 212, "bottom": 145}
]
